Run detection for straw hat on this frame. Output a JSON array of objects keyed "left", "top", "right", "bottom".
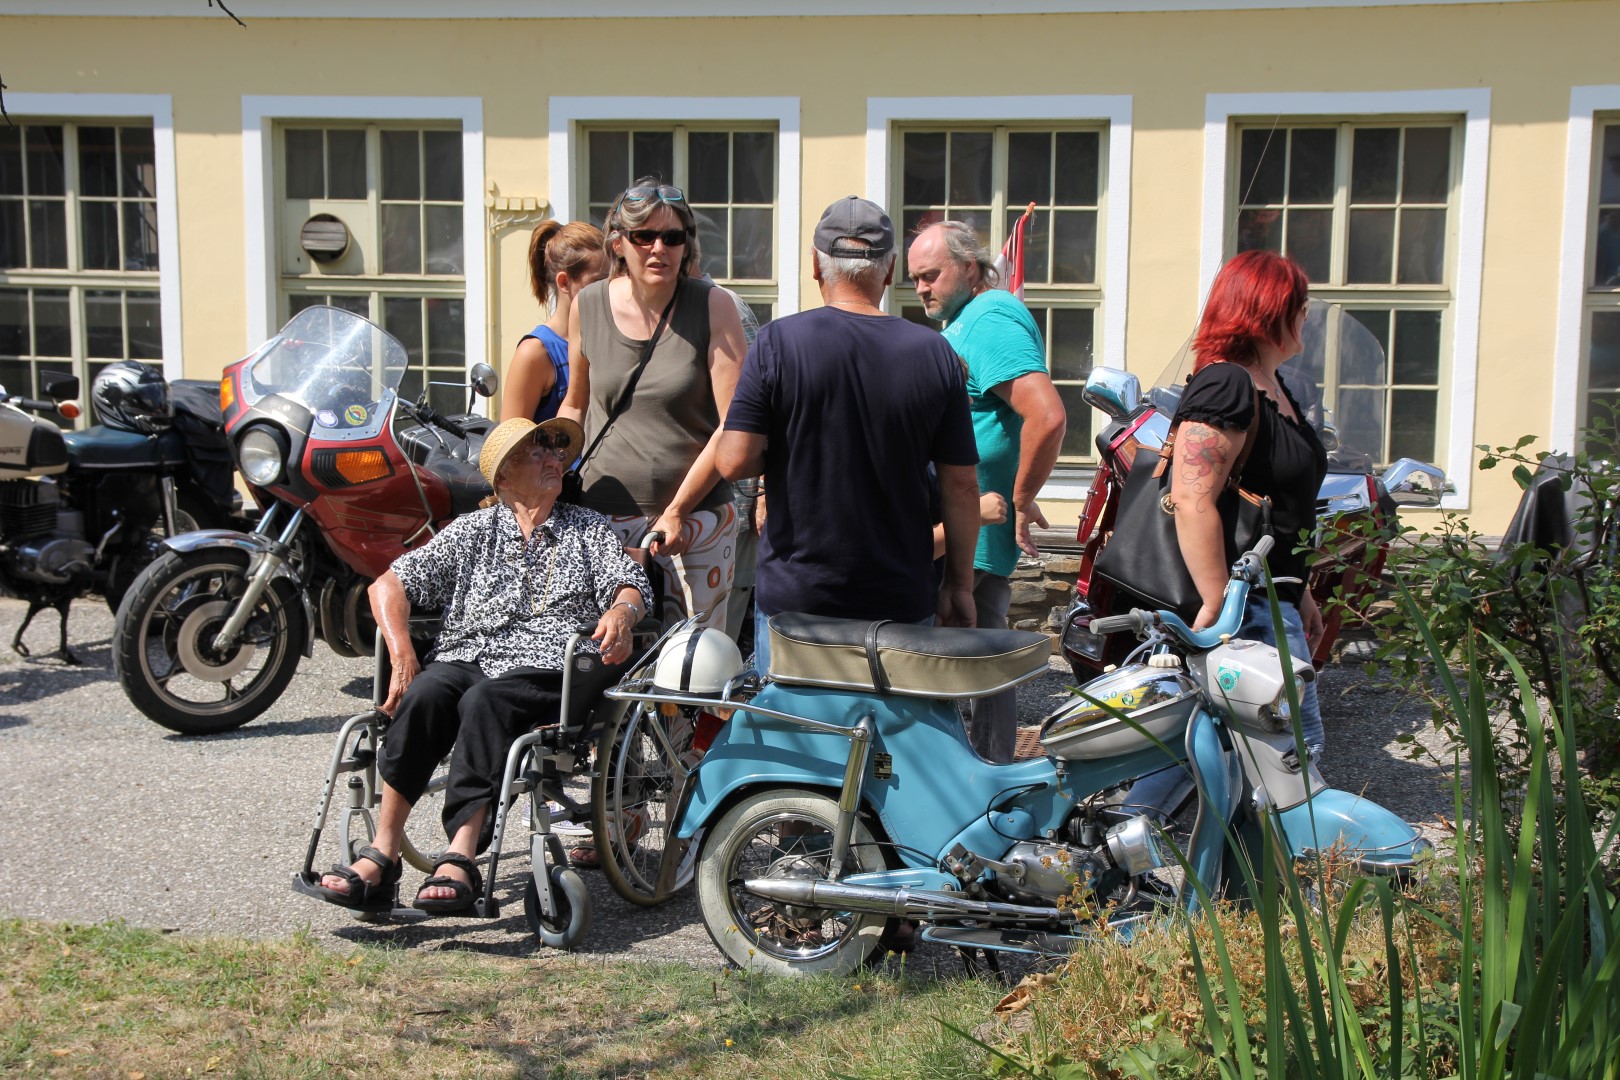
[{"left": 477, "top": 416, "right": 585, "bottom": 490}]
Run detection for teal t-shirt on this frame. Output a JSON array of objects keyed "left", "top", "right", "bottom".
[{"left": 940, "top": 289, "right": 1047, "bottom": 577}]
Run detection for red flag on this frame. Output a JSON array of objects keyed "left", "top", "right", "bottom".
[{"left": 995, "top": 202, "right": 1035, "bottom": 300}]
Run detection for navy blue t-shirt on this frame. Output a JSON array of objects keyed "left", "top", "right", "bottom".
[{"left": 724, "top": 306, "right": 977, "bottom": 622}]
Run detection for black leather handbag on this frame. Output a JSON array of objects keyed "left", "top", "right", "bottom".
[{"left": 1092, "top": 388, "right": 1271, "bottom": 621}]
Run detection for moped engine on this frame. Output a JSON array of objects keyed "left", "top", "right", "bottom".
[
  {"left": 991, "top": 840, "right": 1112, "bottom": 905},
  {"left": 0, "top": 479, "right": 95, "bottom": 585}
]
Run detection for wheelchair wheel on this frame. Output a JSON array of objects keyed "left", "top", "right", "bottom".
[
  {"left": 590, "top": 698, "right": 698, "bottom": 907},
  {"left": 524, "top": 866, "right": 591, "bottom": 949}
]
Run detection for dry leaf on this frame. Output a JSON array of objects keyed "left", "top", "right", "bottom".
[
  {"left": 993, "top": 972, "right": 1058, "bottom": 1016},
  {"left": 129, "top": 1073, "right": 147, "bottom": 1079},
  {"left": 50, "top": 1048, "right": 71, "bottom": 1057}
]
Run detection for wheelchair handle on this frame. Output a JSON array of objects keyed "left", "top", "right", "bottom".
[{"left": 636, "top": 529, "right": 665, "bottom": 550}]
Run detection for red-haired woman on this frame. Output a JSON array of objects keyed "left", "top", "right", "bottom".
[
  {"left": 1171, "top": 249, "right": 1328, "bottom": 757},
  {"left": 501, "top": 220, "right": 606, "bottom": 424}
]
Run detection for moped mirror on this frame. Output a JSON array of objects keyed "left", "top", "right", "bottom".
[
  {"left": 1381, "top": 458, "right": 1448, "bottom": 506},
  {"left": 1081, "top": 367, "right": 1141, "bottom": 420},
  {"left": 40, "top": 372, "right": 81, "bottom": 401},
  {"left": 469, "top": 363, "right": 499, "bottom": 399}
]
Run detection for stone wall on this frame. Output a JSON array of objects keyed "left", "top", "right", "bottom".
[{"left": 1006, "top": 528, "right": 1084, "bottom": 654}]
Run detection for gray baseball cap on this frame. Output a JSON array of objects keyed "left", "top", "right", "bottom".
[{"left": 813, "top": 196, "right": 894, "bottom": 260}]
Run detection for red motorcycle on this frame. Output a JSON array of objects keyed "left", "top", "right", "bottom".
[
  {"left": 1060, "top": 301, "right": 1450, "bottom": 682},
  {"left": 113, "top": 306, "right": 498, "bottom": 734}
]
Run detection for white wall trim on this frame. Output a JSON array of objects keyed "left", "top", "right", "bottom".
[
  {"left": 0, "top": 0, "right": 1556, "bottom": 16},
  {"left": 1201, "top": 89, "right": 1491, "bottom": 510},
  {"left": 7, "top": 92, "right": 182, "bottom": 381},
  {"left": 240, "top": 95, "right": 486, "bottom": 379},
  {"left": 548, "top": 97, "right": 802, "bottom": 317},
  {"left": 865, "top": 95, "right": 1133, "bottom": 371},
  {"left": 1551, "top": 86, "right": 1620, "bottom": 452}
]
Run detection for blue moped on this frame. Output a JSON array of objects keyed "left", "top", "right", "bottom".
[{"left": 607, "top": 537, "right": 1428, "bottom": 975}]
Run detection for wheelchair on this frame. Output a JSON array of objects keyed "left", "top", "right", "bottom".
[{"left": 290, "top": 603, "right": 719, "bottom": 949}]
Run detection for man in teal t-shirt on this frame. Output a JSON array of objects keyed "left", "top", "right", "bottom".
[{"left": 909, "top": 221, "right": 1066, "bottom": 762}]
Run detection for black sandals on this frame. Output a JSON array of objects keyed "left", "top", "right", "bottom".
[
  {"left": 412, "top": 851, "right": 483, "bottom": 914},
  {"left": 315, "top": 846, "right": 402, "bottom": 913}
]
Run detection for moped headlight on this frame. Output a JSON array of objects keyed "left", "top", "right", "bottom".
[
  {"left": 1062, "top": 599, "right": 1107, "bottom": 662},
  {"left": 238, "top": 427, "right": 286, "bottom": 486}
]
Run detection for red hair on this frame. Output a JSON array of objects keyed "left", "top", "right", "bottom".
[{"left": 1191, "top": 250, "right": 1309, "bottom": 372}]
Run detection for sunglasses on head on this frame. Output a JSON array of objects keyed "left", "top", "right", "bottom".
[
  {"left": 621, "top": 183, "right": 685, "bottom": 206},
  {"left": 531, "top": 429, "right": 574, "bottom": 451},
  {"left": 623, "top": 227, "right": 690, "bottom": 249}
]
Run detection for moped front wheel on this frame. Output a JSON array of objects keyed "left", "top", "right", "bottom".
[
  {"left": 112, "top": 548, "right": 306, "bottom": 734},
  {"left": 695, "top": 788, "right": 888, "bottom": 976}
]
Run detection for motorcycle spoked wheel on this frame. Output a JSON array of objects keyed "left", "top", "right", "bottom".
[
  {"left": 695, "top": 788, "right": 889, "bottom": 976},
  {"left": 590, "top": 698, "right": 700, "bottom": 907},
  {"left": 113, "top": 548, "right": 306, "bottom": 734}
]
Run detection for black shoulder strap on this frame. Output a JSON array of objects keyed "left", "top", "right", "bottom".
[{"left": 576, "top": 281, "right": 680, "bottom": 469}]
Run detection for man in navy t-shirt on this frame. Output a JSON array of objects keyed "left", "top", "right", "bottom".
[{"left": 717, "top": 196, "right": 980, "bottom": 666}]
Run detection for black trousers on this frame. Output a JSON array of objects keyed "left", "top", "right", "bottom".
[{"left": 376, "top": 659, "right": 615, "bottom": 852}]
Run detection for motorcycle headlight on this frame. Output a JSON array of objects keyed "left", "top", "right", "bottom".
[{"left": 238, "top": 426, "right": 286, "bottom": 486}]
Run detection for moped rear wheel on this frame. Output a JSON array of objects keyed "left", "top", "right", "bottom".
[{"left": 695, "top": 788, "right": 887, "bottom": 976}]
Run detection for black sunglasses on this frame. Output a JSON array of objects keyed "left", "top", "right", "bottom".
[
  {"left": 531, "top": 429, "right": 574, "bottom": 451},
  {"left": 623, "top": 227, "right": 690, "bottom": 248}
]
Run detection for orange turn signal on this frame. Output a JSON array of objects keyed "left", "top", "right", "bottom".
[
  {"left": 332, "top": 449, "right": 391, "bottom": 484},
  {"left": 219, "top": 374, "right": 236, "bottom": 414},
  {"left": 58, "top": 401, "right": 82, "bottom": 420}
]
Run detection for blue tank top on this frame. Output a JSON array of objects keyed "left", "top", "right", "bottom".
[{"left": 520, "top": 325, "right": 569, "bottom": 422}]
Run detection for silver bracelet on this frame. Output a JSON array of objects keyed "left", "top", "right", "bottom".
[{"left": 614, "top": 600, "right": 642, "bottom": 621}]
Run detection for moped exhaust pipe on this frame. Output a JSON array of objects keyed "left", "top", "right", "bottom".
[{"left": 742, "top": 878, "right": 1070, "bottom": 923}]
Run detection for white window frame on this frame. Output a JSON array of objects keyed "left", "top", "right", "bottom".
[
  {"left": 866, "top": 95, "right": 1132, "bottom": 501},
  {"left": 1552, "top": 86, "right": 1620, "bottom": 453},
  {"left": 242, "top": 95, "right": 486, "bottom": 398},
  {"left": 1203, "top": 90, "right": 1490, "bottom": 511},
  {"left": 5, "top": 92, "right": 182, "bottom": 381},
  {"left": 548, "top": 97, "right": 801, "bottom": 317}
]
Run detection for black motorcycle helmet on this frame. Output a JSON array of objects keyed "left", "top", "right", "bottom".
[{"left": 92, "top": 361, "right": 174, "bottom": 434}]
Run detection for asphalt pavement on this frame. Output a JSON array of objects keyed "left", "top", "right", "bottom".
[{"left": 0, "top": 596, "right": 1455, "bottom": 972}]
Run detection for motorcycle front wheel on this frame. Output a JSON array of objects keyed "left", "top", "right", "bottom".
[
  {"left": 695, "top": 788, "right": 889, "bottom": 976},
  {"left": 113, "top": 549, "right": 306, "bottom": 734}
]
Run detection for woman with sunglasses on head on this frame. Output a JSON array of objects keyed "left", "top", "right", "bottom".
[
  {"left": 561, "top": 179, "right": 748, "bottom": 635},
  {"left": 501, "top": 220, "right": 607, "bottom": 424}
]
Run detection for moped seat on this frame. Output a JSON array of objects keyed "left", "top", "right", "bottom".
[{"left": 765, "top": 613, "right": 1050, "bottom": 699}]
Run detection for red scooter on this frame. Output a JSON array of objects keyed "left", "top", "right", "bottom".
[
  {"left": 1060, "top": 301, "right": 1450, "bottom": 682},
  {"left": 113, "top": 306, "right": 498, "bottom": 734}
]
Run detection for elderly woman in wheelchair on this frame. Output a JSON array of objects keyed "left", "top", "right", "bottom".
[{"left": 310, "top": 416, "right": 652, "bottom": 916}]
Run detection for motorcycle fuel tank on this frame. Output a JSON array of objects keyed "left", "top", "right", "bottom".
[
  {"left": 0, "top": 408, "right": 69, "bottom": 478},
  {"left": 1041, "top": 661, "right": 1201, "bottom": 761}
]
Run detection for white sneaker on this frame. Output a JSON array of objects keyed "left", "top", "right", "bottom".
[{"left": 536, "top": 799, "right": 592, "bottom": 835}]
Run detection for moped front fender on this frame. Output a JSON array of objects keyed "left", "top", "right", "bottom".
[
  {"left": 1275, "top": 789, "right": 1430, "bottom": 874},
  {"left": 159, "top": 529, "right": 315, "bottom": 658}
]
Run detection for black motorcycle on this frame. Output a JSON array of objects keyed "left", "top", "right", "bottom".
[{"left": 0, "top": 362, "right": 243, "bottom": 663}]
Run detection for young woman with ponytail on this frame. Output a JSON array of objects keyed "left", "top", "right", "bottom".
[{"left": 500, "top": 220, "right": 607, "bottom": 423}]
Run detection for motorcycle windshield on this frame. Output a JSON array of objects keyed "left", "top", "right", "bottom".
[{"left": 240, "top": 306, "right": 409, "bottom": 431}]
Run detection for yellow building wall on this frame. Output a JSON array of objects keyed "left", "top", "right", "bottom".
[{"left": 3, "top": 2, "right": 1618, "bottom": 532}]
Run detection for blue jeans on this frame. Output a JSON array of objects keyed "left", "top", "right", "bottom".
[{"left": 1238, "top": 595, "right": 1325, "bottom": 760}]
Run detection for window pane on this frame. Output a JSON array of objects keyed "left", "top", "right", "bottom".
[
  {"left": 1347, "top": 307, "right": 1391, "bottom": 357},
  {"left": 1601, "top": 125, "right": 1620, "bottom": 204},
  {"left": 1008, "top": 208, "right": 1050, "bottom": 286},
  {"left": 1393, "top": 309, "right": 1441, "bottom": 384},
  {"left": 1347, "top": 208, "right": 1395, "bottom": 283},
  {"left": 284, "top": 129, "right": 325, "bottom": 200},
  {"left": 1351, "top": 128, "right": 1399, "bottom": 203},
  {"left": 0, "top": 126, "right": 21, "bottom": 195},
  {"left": 1051, "top": 210, "right": 1097, "bottom": 284},
  {"left": 687, "top": 131, "right": 730, "bottom": 203},
  {"left": 1049, "top": 307, "right": 1094, "bottom": 382},
  {"left": 1389, "top": 389, "right": 1437, "bottom": 462},
  {"left": 732, "top": 206, "right": 773, "bottom": 280},
  {"left": 330, "top": 294, "right": 370, "bottom": 317},
  {"left": 1056, "top": 384, "right": 1094, "bottom": 459},
  {"left": 1594, "top": 209, "right": 1620, "bottom": 287},
  {"left": 380, "top": 130, "right": 419, "bottom": 201},
  {"left": 426, "top": 297, "right": 465, "bottom": 366},
  {"left": 383, "top": 296, "right": 423, "bottom": 364},
  {"left": 697, "top": 211, "right": 728, "bottom": 277},
  {"left": 632, "top": 131, "right": 674, "bottom": 184},
  {"left": 1285, "top": 208, "right": 1331, "bottom": 283},
  {"left": 1402, "top": 127, "right": 1451, "bottom": 203},
  {"left": 1587, "top": 310, "right": 1620, "bottom": 388},
  {"left": 733, "top": 132, "right": 774, "bottom": 205},
  {"left": 81, "top": 200, "right": 119, "bottom": 270},
  {"left": 1397, "top": 207, "right": 1446, "bottom": 285},
  {"left": 1337, "top": 387, "right": 1385, "bottom": 462},
  {"left": 1288, "top": 128, "right": 1336, "bottom": 204},
  {"left": 1239, "top": 128, "right": 1285, "bottom": 205},
  {"left": 86, "top": 290, "right": 124, "bottom": 358},
  {"left": 1007, "top": 132, "right": 1052, "bottom": 207},
  {"left": 0, "top": 201, "right": 20, "bottom": 269},
  {"left": 28, "top": 201, "right": 67, "bottom": 268},
  {"left": 900, "top": 209, "right": 942, "bottom": 280},
  {"left": 0, "top": 359, "right": 29, "bottom": 396},
  {"left": 124, "top": 200, "right": 160, "bottom": 271},
  {"left": 1341, "top": 310, "right": 1389, "bottom": 384},
  {"left": 949, "top": 209, "right": 991, "bottom": 250},
  {"left": 422, "top": 130, "right": 461, "bottom": 201},
  {"left": 588, "top": 132, "right": 630, "bottom": 203},
  {"left": 126, "top": 290, "right": 162, "bottom": 360},
  {"left": 26, "top": 126, "right": 65, "bottom": 197},
  {"left": 949, "top": 132, "right": 992, "bottom": 206},
  {"left": 286, "top": 293, "right": 323, "bottom": 318},
  {"left": 78, "top": 126, "right": 119, "bottom": 197},
  {"left": 1054, "top": 131, "right": 1099, "bottom": 205},
  {"left": 748, "top": 303, "right": 772, "bottom": 328},
  {"left": 121, "top": 125, "right": 157, "bottom": 199},
  {"left": 0, "top": 290, "right": 25, "bottom": 355},
  {"left": 32, "top": 286, "right": 70, "bottom": 354},
  {"left": 423, "top": 204, "right": 464, "bottom": 275},
  {"left": 1236, "top": 208, "right": 1283, "bottom": 254},
  {"left": 327, "top": 129, "right": 367, "bottom": 200},
  {"left": 381, "top": 204, "right": 422, "bottom": 274},
  {"left": 903, "top": 132, "right": 946, "bottom": 205}
]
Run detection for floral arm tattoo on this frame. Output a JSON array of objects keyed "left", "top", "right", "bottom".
[{"left": 1173, "top": 422, "right": 1235, "bottom": 513}]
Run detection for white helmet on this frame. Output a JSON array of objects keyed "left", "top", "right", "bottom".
[{"left": 653, "top": 625, "right": 744, "bottom": 694}]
